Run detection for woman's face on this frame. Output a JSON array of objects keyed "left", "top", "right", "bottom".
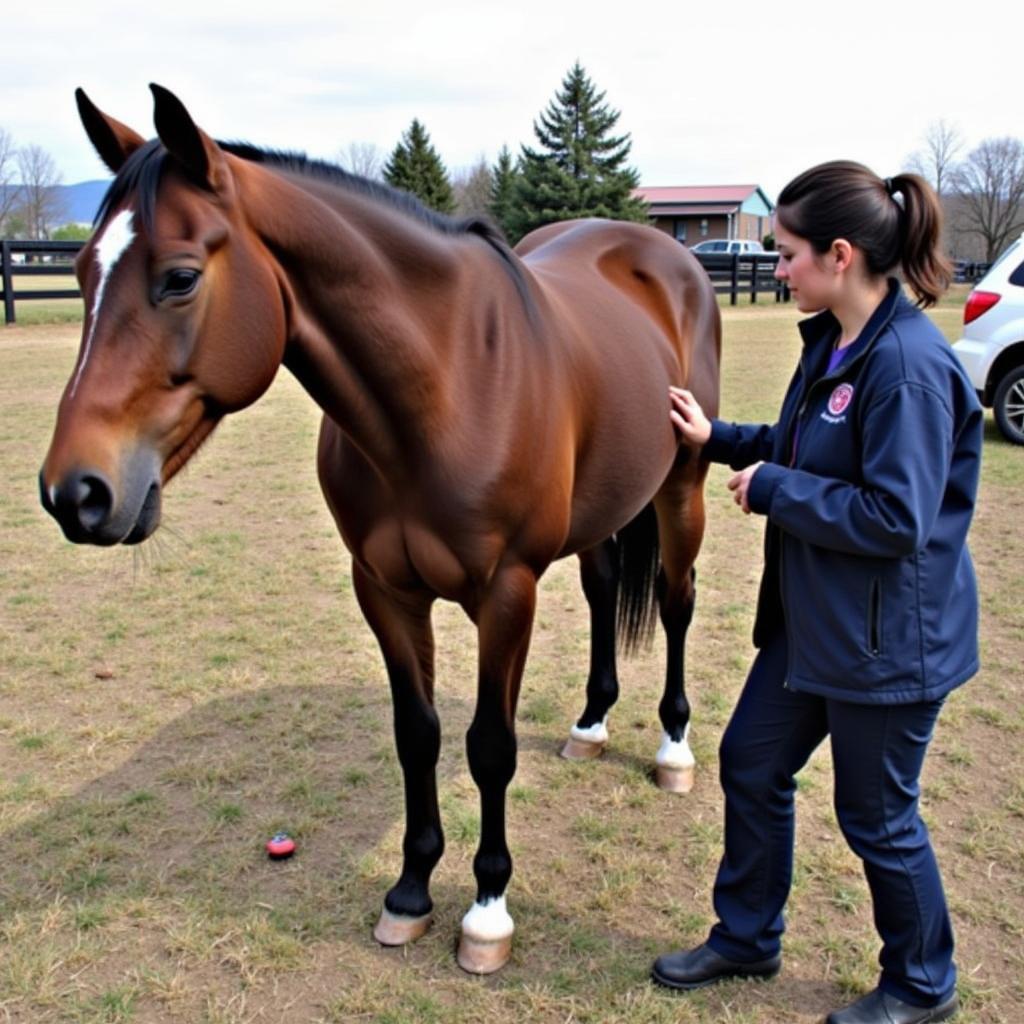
[{"left": 773, "top": 221, "right": 839, "bottom": 313}]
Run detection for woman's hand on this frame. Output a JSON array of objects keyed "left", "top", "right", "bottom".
[
  {"left": 669, "top": 386, "right": 712, "bottom": 447},
  {"left": 727, "top": 462, "right": 764, "bottom": 514}
]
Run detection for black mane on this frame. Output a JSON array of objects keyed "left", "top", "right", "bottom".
[{"left": 94, "top": 140, "right": 528, "bottom": 301}]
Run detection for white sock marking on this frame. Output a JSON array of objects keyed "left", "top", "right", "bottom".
[
  {"left": 461, "top": 895, "right": 514, "bottom": 941},
  {"left": 656, "top": 723, "right": 694, "bottom": 769},
  {"left": 70, "top": 209, "right": 136, "bottom": 398},
  {"left": 570, "top": 715, "right": 608, "bottom": 744}
]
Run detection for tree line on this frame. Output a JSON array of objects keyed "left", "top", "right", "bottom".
[
  {"left": 3, "top": 67, "right": 1023, "bottom": 265},
  {"left": 906, "top": 120, "right": 1024, "bottom": 263},
  {"left": 372, "top": 62, "right": 647, "bottom": 244},
  {"left": 0, "top": 129, "right": 85, "bottom": 241}
]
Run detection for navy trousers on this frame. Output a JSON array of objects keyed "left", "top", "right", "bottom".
[{"left": 706, "top": 631, "right": 956, "bottom": 1008}]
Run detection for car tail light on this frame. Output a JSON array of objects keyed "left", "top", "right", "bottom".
[{"left": 963, "top": 290, "right": 1001, "bottom": 325}]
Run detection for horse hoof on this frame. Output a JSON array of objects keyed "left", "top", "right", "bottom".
[
  {"left": 656, "top": 763, "right": 695, "bottom": 793},
  {"left": 560, "top": 735, "right": 606, "bottom": 760},
  {"left": 457, "top": 931, "right": 512, "bottom": 974},
  {"left": 373, "top": 907, "right": 432, "bottom": 946}
]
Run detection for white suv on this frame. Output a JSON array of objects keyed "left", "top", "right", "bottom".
[{"left": 953, "top": 234, "right": 1024, "bottom": 445}]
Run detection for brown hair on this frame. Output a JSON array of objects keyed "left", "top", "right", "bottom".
[{"left": 776, "top": 160, "right": 952, "bottom": 307}]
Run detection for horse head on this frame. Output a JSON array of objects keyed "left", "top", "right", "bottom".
[{"left": 40, "top": 86, "right": 287, "bottom": 545}]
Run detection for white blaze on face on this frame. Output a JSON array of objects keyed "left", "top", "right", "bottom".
[{"left": 69, "top": 209, "right": 136, "bottom": 398}]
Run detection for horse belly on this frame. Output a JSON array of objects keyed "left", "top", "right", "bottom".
[{"left": 561, "top": 409, "right": 677, "bottom": 556}]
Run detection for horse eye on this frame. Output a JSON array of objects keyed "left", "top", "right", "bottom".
[{"left": 159, "top": 268, "right": 200, "bottom": 300}]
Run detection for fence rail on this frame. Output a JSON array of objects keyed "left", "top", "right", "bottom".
[
  {"left": 1, "top": 239, "right": 83, "bottom": 324},
  {"left": 0, "top": 239, "right": 997, "bottom": 326},
  {"left": 692, "top": 252, "right": 789, "bottom": 305},
  {"left": 952, "top": 259, "right": 992, "bottom": 284}
]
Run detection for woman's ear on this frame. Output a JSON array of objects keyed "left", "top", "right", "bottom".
[{"left": 832, "top": 239, "right": 854, "bottom": 273}]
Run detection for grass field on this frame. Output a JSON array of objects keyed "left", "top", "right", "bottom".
[
  {"left": 1, "top": 271, "right": 83, "bottom": 327},
  {"left": 1, "top": 292, "right": 1021, "bottom": 1023}
]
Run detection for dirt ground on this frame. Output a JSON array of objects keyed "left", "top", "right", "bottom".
[{"left": 1, "top": 314, "right": 1021, "bottom": 1024}]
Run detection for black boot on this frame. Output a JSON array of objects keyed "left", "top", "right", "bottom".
[
  {"left": 825, "top": 987, "right": 959, "bottom": 1023},
  {"left": 651, "top": 942, "right": 781, "bottom": 991}
]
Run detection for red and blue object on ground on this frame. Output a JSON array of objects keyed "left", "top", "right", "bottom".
[{"left": 266, "top": 831, "right": 296, "bottom": 859}]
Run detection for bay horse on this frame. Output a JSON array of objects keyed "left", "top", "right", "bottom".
[{"left": 39, "top": 86, "right": 720, "bottom": 973}]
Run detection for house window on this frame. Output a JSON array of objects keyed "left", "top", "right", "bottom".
[
  {"left": 700, "top": 218, "right": 709, "bottom": 238},
  {"left": 673, "top": 219, "right": 687, "bottom": 243}
]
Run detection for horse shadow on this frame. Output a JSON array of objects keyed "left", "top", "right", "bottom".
[
  {"left": 0, "top": 681, "right": 836, "bottom": 1020},
  {"left": 0, "top": 676, "right": 646, "bottom": 920}
]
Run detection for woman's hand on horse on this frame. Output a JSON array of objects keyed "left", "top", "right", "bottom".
[
  {"left": 727, "top": 462, "right": 764, "bottom": 514},
  {"left": 669, "top": 387, "right": 712, "bottom": 447}
]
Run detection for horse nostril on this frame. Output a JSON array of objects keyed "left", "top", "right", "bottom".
[{"left": 74, "top": 474, "right": 114, "bottom": 531}]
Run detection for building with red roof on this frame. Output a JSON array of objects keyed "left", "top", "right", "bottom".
[{"left": 635, "top": 184, "right": 775, "bottom": 247}]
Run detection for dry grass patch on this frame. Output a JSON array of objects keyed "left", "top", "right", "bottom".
[{"left": 1, "top": 292, "right": 1020, "bottom": 1022}]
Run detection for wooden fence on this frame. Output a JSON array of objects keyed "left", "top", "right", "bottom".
[
  {"left": 0, "top": 239, "right": 994, "bottom": 325},
  {"left": 693, "top": 252, "right": 788, "bottom": 305},
  {"left": 1, "top": 239, "right": 83, "bottom": 324},
  {"left": 4, "top": 240, "right": 789, "bottom": 322}
]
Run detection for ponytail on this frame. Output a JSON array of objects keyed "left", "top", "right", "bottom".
[
  {"left": 887, "top": 173, "right": 952, "bottom": 307},
  {"left": 777, "top": 161, "right": 952, "bottom": 307}
]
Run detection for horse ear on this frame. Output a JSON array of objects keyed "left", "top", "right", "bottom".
[
  {"left": 150, "top": 84, "right": 228, "bottom": 193},
  {"left": 76, "top": 88, "right": 146, "bottom": 174}
]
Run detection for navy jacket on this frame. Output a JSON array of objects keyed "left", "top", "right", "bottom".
[{"left": 704, "top": 280, "right": 983, "bottom": 704}]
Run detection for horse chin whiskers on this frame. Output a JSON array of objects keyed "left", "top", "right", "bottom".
[{"left": 129, "top": 524, "right": 188, "bottom": 581}]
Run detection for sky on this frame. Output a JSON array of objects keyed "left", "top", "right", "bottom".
[{"left": 2, "top": 0, "right": 1018, "bottom": 202}]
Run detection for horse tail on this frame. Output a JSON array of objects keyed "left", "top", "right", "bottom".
[{"left": 615, "top": 502, "right": 661, "bottom": 655}]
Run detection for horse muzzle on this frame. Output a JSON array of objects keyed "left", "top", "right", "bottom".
[{"left": 39, "top": 450, "right": 162, "bottom": 546}]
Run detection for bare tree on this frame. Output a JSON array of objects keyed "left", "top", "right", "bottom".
[
  {"left": 950, "top": 137, "right": 1024, "bottom": 262},
  {"left": 906, "top": 119, "right": 964, "bottom": 196},
  {"left": 0, "top": 127, "right": 20, "bottom": 233},
  {"left": 336, "top": 141, "right": 384, "bottom": 181},
  {"left": 16, "top": 144, "right": 65, "bottom": 240},
  {"left": 452, "top": 158, "right": 494, "bottom": 218}
]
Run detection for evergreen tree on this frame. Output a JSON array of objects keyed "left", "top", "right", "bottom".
[
  {"left": 511, "top": 63, "right": 648, "bottom": 240},
  {"left": 489, "top": 145, "right": 523, "bottom": 243},
  {"left": 383, "top": 119, "right": 456, "bottom": 214}
]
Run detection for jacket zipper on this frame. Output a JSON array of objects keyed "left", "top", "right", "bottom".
[
  {"left": 868, "top": 578, "right": 882, "bottom": 656},
  {"left": 780, "top": 538, "right": 797, "bottom": 690}
]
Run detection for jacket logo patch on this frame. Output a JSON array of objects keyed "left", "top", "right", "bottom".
[{"left": 827, "top": 383, "right": 854, "bottom": 416}]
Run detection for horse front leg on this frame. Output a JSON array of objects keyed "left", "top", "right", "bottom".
[
  {"left": 458, "top": 562, "right": 537, "bottom": 974},
  {"left": 651, "top": 475, "right": 707, "bottom": 794},
  {"left": 351, "top": 563, "right": 444, "bottom": 946},
  {"left": 561, "top": 538, "right": 620, "bottom": 760}
]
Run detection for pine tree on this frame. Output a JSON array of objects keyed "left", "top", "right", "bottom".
[
  {"left": 489, "top": 145, "right": 523, "bottom": 243},
  {"left": 511, "top": 63, "right": 648, "bottom": 240},
  {"left": 383, "top": 119, "right": 456, "bottom": 214}
]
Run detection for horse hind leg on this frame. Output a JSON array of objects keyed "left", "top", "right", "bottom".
[
  {"left": 650, "top": 464, "right": 708, "bottom": 794},
  {"left": 561, "top": 538, "right": 620, "bottom": 761}
]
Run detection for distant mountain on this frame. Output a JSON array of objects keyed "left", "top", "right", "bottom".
[
  {"left": 0, "top": 179, "right": 109, "bottom": 231},
  {"left": 56, "top": 180, "right": 109, "bottom": 226}
]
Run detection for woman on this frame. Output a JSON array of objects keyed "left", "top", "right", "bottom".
[{"left": 654, "top": 161, "right": 982, "bottom": 1024}]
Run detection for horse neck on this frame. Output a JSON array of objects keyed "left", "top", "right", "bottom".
[{"left": 240, "top": 165, "right": 472, "bottom": 471}]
